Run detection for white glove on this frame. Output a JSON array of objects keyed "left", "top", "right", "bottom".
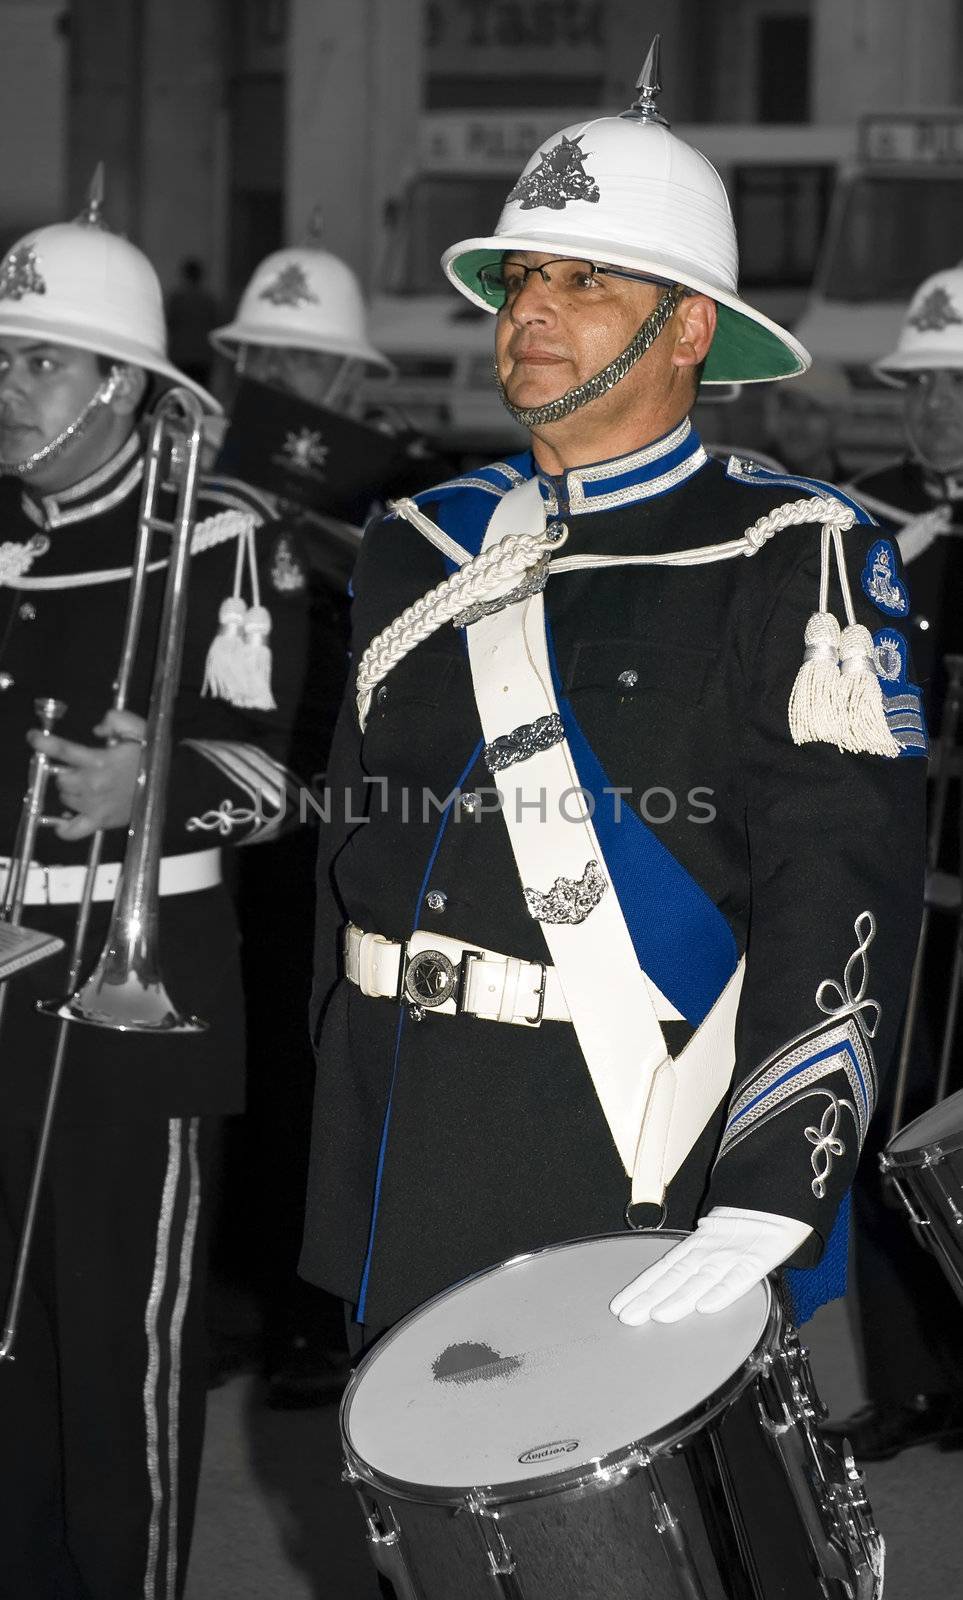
[{"left": 609, "top": 1206, "right": 812, "bottom": 1325}]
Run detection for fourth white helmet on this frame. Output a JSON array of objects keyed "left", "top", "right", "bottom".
[{"left": 875, "top": 266, "right": 963, "bottom": 384}]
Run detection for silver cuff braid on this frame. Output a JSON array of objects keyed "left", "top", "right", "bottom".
[
  {"left": 0, "top": 368, "right": 122, "bottom": 476},
  {"left": 494, "top": 283, "right": 684, "bottom": 428}
]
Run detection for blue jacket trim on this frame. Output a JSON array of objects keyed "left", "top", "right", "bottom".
[{"left": 785, "top": 1190, "right": 850, "bottom": 1325}]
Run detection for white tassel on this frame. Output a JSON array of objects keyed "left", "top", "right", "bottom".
[
  {"left": 202, "top": 596, "right": 250, "bottom": 703},
  {"left": 789, "top": 610, "right": 842, "bottom": 746},
  {"left": 838, "top": 624, "right": 901, "bottom": 758},
  {"left": 239, "top": 603, "right": 277, "bottom": 711},
  {"left": 202, "top": 519, "right": 277, "bottom": 710}
]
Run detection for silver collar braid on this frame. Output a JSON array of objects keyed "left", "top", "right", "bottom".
[
  {"left": 0, "top": 367, "right": 122, "bottom": 476},
  {"left": 494, "top": 283, "right": 685, "bottom": 428}
]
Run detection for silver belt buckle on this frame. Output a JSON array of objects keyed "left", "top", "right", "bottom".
[{"left": 398, "top": 944, "right": 482, "bottom": 1013}]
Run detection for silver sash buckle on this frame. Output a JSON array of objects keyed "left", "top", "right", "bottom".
[{"left": 397, "top": 943, "right": 547, "bottom": 1026}]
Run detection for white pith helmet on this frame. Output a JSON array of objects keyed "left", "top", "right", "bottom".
[
  {"left": 0, "top": 168, "right": 218, "bottom": 412},
  {"left": 210, "top": 217, "right": 392, "bottom": 374},
  {"left": 442, "top": 39, "right": 809, "bottom": 386},
  {"left": 875, "top": 266, "right": 963, "bottom": 385}
]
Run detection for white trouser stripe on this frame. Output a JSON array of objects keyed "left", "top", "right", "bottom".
[
  {"left": 143, "top": 1121, "right": 182, "bottom": 1600},
  {"left": 165, "top": 1118, "right": 201, "bottom": 1600}
]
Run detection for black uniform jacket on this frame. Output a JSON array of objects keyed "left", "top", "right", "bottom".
[
  {"left": 302, "top": 424, "right": 926, "bottom": 1331},
  {"left": 849, "top": 456, "right": 963, "bottom": 729},
  {"left": 0, "top": 431, "right": 319, "bottom": 1126}
]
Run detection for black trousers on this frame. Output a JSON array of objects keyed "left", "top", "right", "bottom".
[{"left": 0, "top": 1115, "right": 213, "bottom": 1600}]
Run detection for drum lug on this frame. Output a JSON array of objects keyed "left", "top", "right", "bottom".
[
  {"left": 822, "top": 1444, "right": 885, "bottom": 1600},
  {"left": 466, "top": 1491, "right": 526, "bottom": 1597},
  {"left": 342, "top": 1466, "right": 424, "bottom": 1600},
  {"left": 881, "top": 1167, "right": 931, "bottom": 1232},
  {"left": 642, "top": 1459, "right": 711, "bottom": 1600},
  {"left": 757, "top": 1328, "right": 825, "bottom": 1432},
  {"left": 756, "top": 1341, "right": 884, "bottom": 1599}
]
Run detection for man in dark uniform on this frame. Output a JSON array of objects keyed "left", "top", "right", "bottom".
[
  {"left": 823, "top": 266, "right": 963, "bottom": 1459},
  {"left": 0, "top": 195, "right": 313, "bottom": 1599},
  {"left": 302, "top": 53, "right": 923, "bottom": 1406},
  {"left": 207, "top": 237, "right": 452, "bottom": 1406}
]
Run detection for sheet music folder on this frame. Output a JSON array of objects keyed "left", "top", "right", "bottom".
[{"left": 0, "top": 922, "right": 65, "bottom": 981}]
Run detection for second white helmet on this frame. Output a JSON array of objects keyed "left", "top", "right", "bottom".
[{"left": 211, "top": 246, "right": 392, "bottom": 374}]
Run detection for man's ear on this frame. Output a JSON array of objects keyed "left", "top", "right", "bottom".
[
  {"left": 105, "top": 364, "right": 148, "bottom": 417},
  {"left": 671, "top": 295, "right": 717, "bottom": 370}
]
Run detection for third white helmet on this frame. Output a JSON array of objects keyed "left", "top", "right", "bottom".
[{"left": 211, "top": 245, "right": 392, "bottom": 374}]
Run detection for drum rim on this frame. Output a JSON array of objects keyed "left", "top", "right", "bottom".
[
  {"left": 884, "top": 1087, "right": 963, "bottom": 1165},
  {"left": 340, "top": 1231, "right": 779, "bottom": 1509}
]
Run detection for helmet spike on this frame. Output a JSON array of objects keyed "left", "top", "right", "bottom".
[
  {"left": 77, "top": 162, "right": 108, "bottom": 228},
  {"left": 621, "top": 34, "right": 669, "bottom": 126},
  {"left": 302, "top": 206, "right": 325, "bottom": 248}
]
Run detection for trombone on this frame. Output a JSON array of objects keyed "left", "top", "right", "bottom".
[{"left": 0, "top": 386, "right": 209, "bottom": 1361}]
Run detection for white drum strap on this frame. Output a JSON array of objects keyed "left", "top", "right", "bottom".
[{"left": 466, "top": 478, "right": 744, "bottom": 1204}]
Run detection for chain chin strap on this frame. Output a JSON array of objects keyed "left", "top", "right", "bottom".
[
  {"left": 494, "top": 283, "right": 684, "bottom": 429},
  {"left": 0, "top": 366, "right": 122, "bottom": 477}
]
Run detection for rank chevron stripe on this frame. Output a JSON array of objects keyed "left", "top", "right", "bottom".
[{"left": 466, "top": 477, "right": 744, "bottom": 1206}]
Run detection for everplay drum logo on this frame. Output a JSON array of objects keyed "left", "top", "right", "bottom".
[{"left": 518, "top": 1439, "right": 580, "bottom": 1464}]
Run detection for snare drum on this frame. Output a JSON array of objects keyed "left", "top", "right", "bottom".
[
  {"left": 341, "top": 1234, "right": 882, "bottom": 1600},
  {"left": 881, "top": 1085, "right": 963, "bottom": 1304}
]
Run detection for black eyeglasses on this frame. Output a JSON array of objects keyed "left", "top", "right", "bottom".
[{"left": 476, "top": 257, "right": 676, "bottom": 305}]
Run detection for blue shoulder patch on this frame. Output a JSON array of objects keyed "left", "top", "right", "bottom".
[
  {"left": 724, "top": 457, "right": 877, "bottom": 526},
  {"left": 861, "top": 539, "right": 910, "bottom": 617},
  {"left": 873, "top": 628, "right": 928, "bottom": 758}
]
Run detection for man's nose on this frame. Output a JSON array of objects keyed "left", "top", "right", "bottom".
[
  {"left": 508, "top": 270, "right": 557, "bottom": 325},
  {"left": 0, "top": 363, "right": 26, "bottom": 402}
]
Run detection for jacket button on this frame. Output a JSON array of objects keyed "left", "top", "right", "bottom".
[
  {"left": 18, "top": 603, "right": 36, "bottom": 622},
  {"left": 460, "top": 791, "right": 479, "bottom": 814},
  {"left": 618, "top": 669, "right": 638, "bottom": 689},
  {"left": 425, "top": 890, "right": 447, "bottom": 912},
  {"left": 376, "top": 684, "right": 389, "bottom": 707},
  {"left": 0, "top": 673, "right": 13, "bottom": 690}
]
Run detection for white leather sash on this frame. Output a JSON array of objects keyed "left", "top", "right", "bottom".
[{"left": 465, "top": 478, "right": 744, "bottom": 1204}]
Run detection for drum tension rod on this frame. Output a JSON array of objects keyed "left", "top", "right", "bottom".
[{"left": 466, "top": 1492, "right": 525, "bottom": 1597}]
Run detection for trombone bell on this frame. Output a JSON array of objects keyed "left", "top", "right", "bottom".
[{"left": 38, "top": 975, "right": 205, "bottom": 1033}]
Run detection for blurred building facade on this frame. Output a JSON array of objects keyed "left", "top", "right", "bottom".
[{"left": 0, "top": 0, "right": 961, "bottom": 318}]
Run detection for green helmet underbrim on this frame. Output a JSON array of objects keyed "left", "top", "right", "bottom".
[{"left": 446, "top": 246, "right": 808, "bottom": 386}]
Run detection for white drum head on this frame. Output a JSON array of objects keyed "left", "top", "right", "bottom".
[
  {"left": 342, "top": 1233, "right": 771, "bottom": 1495},
  {"left": 888, "top": 1085, "right": 963, "bottom": 1158}
]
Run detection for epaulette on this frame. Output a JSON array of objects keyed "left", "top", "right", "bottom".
[
  {"left": 725, "top": 455, "right": 877, "bottom": 526},
  {"left": 384, "top": 453, "right": 536, "bottom": 570},
  {"left": 723, "top": 454, "right": 876, "bottom": 528},
  {"left": 387, "top": 453, "right": 532, "bottom": 515},
  {"left": 199, "top": 473, "right": 279, "bottom": 527}
]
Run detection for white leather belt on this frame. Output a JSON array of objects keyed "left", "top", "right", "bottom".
[
  {"left": 344, "top": 923, "right": 569, "bottom": 1027},
  {"left": 0, "top": 846, "right": 222, "bottom": 907}
]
